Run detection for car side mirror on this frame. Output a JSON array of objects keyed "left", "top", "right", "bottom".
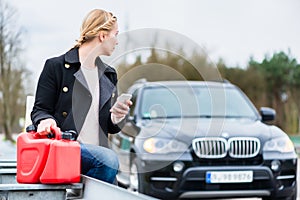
[
  {"left": 127, "top": 115, "right": 136, "bottom": 123},
  {"left": 260, "top": 107, "right": 276, "bottom": 122},
  {"left": 127, "top": 115, "right": 134, "bottom": 121},
  {"left": 122, "top": 115, "right": 139, "bottom": 137}
]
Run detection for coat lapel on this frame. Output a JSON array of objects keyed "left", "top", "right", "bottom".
[
  {"left": 72, "top": 68, "right": 92, "bottom": 133},
  {"left": 73, "top": 69, "right": 89, "bottom": 91},
  {"left": 97, "top": 57, "right": 115, "bottom": 110},
  {"left": 99, "top": 74, "right": 115, "bottom": 110}
]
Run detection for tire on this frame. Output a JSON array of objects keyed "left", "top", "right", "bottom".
[{"left": 128, "top": 157, "right": 145, "bottom": 193}]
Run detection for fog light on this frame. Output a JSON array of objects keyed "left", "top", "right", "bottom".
[
  {"left": 173, "top": 161, "right": 184, "bottom": 172},
  {"left": 271, "top": 160, "right": 281, "bottom": 171}
]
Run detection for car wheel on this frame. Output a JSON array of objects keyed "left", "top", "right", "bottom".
[{"left": 128, "top": 157, "right": 145, "bottom": 193}]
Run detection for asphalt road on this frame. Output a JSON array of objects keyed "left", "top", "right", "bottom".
[{"left": 0, "top": 134, "right": 299, "bottom": 199}]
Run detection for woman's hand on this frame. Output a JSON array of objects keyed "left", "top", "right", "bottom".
[
  {"left": 37, "top": 118, "right": 57, "bottom": 135},
  {"left": 110, "top": 99, "right": 132, "bottom": 124}
]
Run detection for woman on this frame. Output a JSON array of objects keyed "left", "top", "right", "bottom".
[{"left": 31, "top": 9, "right": 131, "bottom": 184}]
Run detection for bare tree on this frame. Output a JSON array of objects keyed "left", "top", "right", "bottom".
[{"left": 0, "top": 0, "right": 28, "bottom": 142}]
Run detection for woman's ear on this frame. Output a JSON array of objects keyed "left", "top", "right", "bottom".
[{"left": 98, "top": 31, "right": 106, "bottom": 43}]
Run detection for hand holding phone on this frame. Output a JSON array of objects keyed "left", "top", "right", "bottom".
[
  {"left": 111, "top": 93, "right": 132, "bottom": 124},
  {"left": 117, "top": 93, "right": 132, "bottom": 104}
]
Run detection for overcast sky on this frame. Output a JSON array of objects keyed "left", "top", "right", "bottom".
[{"left": 7, "top": 0, "right": 300, "bottom": 86}]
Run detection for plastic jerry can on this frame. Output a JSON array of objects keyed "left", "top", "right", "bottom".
[
  {"left": 17, "top": 125, "right": 81, "bottom": 184},
  {"left": 40, "top": 129, "right": 81, "bottom": 183},
  {"left": 17, "top": 126, "right": 52, "bottom": 183}
]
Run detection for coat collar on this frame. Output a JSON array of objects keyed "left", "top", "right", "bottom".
[
  {"left": 65, "top": 48, "right": 80, "bottom": 64},
  {"left": 65, "top": 47, "right": 116, "bottom": 74},
  {"left": 94, "top": 56, "right": 116, "bottom": 110},
  {"left": 95, "top": 56, "right": 116, "bottom": 74}
]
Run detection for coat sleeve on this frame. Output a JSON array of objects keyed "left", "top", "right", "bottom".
[{"left": 31, "top": 59, "right": 59, "bottom": 127}]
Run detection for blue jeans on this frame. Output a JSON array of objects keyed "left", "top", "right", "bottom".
[{"left": 80, "top": 143, "right": 119, "bottom": 184}]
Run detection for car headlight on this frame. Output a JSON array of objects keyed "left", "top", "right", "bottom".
[
  {"left": 143, "top": 138, "right": 188, "bottom": 154},
  {"left": 263, "top": 136, "right": 295, "bottom": 153}
]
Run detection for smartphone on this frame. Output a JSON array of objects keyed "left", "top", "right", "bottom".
[{"left": 117, "top": 93, "right": 132, "bottom": 103}]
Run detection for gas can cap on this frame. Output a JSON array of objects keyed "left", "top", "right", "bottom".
[
  {"left": 26, "top": 125, "right": 36, "bottom": 132},
  {"left": 62, "top": 130, "right": 78, "bottom": 141}
]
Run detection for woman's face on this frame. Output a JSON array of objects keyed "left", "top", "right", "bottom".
[{"left": 101, "top": 22, "right": 119, "bottom": 56}]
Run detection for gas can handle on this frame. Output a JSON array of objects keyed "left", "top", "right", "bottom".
[
  {"left": 27, "top": 125, "right": 61, "bottom": 139},
  {"left": 49, "top": 126, "right": 62, "bottom": 140},
  {"left": 26, "top": 125, "right": 47, "bottom": 139},
  {"left": 26, "top": 125, "right": 77, "bottom": 141}
]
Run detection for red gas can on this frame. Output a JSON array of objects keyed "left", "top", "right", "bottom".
[
  {"left": 16, "top": 128, "right": 52, "bottom": 183},
  {"left": 17, "top": 125, "right": 81, "bottom": 184}
]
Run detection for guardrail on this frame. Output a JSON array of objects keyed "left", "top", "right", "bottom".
[
  {"left": 0, "top": 160, "right": 17, "bottom": 184},
  {"left": 0, "top": 183, "right": 83, "bottom": 200},
  {"left": 0, "top": 160, "right": 157, "bottom": 200}
]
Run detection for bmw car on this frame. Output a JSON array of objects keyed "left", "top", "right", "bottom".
[{"left": 110, "top": 80, "right": 298, "bottom": 200}]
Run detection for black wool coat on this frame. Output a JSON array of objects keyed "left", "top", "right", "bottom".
[{"left": 31, "top": 48, "right": 121, "bottom": 147}]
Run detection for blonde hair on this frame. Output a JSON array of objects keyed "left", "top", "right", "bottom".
[{"left": 73, "top": 9, "right": 117, "bottom": 48}]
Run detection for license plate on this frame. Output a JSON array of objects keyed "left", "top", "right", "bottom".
[{"left": 206, "top": 171, "right": 253, "bottom": 183}]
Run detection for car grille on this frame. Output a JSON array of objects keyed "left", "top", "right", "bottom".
[
  {"left": 192, "top": 137, "right": 260, "bottom": 159},
  {"left": 228, "top": 137, "right": 260, "bottom": 158},
  {"left": 192, "top": 138, "right": 227, "bottom": 159}
]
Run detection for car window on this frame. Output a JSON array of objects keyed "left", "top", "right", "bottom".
[{"left": 140, "top": 86, "right": 257, "bottom": 119}]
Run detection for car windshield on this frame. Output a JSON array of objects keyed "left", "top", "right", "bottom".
[{"left": 140, "top": 85, "right": 258, "bottom": 119}]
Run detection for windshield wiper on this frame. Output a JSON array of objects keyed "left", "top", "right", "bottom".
[
  {"left": 142, "top": 115, "right": 256, "bottom": 119},
  {"left": 223, "top": 115, "right": 256, "bottom": 119},
  {"left": 180, "top": 115, "right": 212, "bottom": 118},
  {"left": 142, "top": 115, "right": 182, "bottom": 119},
  {"left": 181, "top": 115, "right": 256, "bottom": 119}
]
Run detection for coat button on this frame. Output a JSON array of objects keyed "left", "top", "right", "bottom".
[
  {"left": 112, "top": 93, "right": 115, "bottom": 98},
  {"left": 63, "top": 87, "right": 68, "bottom": 92},
  {"left": 62, "top": 112, "right": 68, "bottom": 117},
  {"left": 64, "top": 63, "right": 70, "bottom": 69}
]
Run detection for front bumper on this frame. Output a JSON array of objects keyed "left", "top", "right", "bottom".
[{"left": 140, "top": 158, "right": 297, "bottom": 199}]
